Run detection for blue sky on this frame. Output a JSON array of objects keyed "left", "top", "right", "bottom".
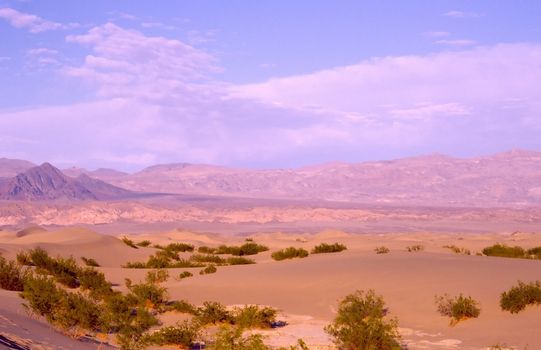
[{"left": 1, "top": 1, "right": 540, "bottom": 171}]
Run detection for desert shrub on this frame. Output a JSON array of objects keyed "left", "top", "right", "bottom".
[
  {"left": 179, "top": 271, "right": 194, "bottom": 279},
  {"left": 207, "top": 326, "right": 270, "bottom": 350},
  {"left": 271, "top": 247, "right": 309, "bottom": 261},
  {"left": 190, "top": 254, "right": 226, "bottom": 264},
  {"left": 0, "top": 256, "right": 29, "bottom": 291},
  {"left": 406, "top": 245, "right": 424, "bottom": 252},
  {"left": 143, "top": 320, "right": 201, "bottom": 348},
  {"left": 125, "top": 270, "right": 169, "bottom": 309},
  {"left": 325, "top": 290, "right": 403, "bottom": 350},
  {"left": 52, "top": 290, "right": 103, "bottom": 333},
  {"left": 233, "top": 305, "right": 277, "bottom": 329},
  {"left": 200, "top": 264, "right": 217, "bottom": 275},
  {"left": 78, "top": 267, "right": 113, "bottom": 299},
  {"left": 198, "top": 246, "right": 217, "bottom": 254},
  {"left": 21, "top": 248, "right": 80, "bottom": 288},
  {"left": 215, "top": 242, "right": 269, "bottom": 256},
  {"left": 435, "top": 294, "right": 480, "bottom": 324},
  {"left": 245, "top": 238, "right": 254, "bottom": 242},
  {"left": 121, "top": 237, "right": 139, "bottom": 249},
  {"left": 500, "top": 280, "right": 541, "bottom": 313},
  {"left": 123, "top": 261, "right": 147, "bottom": 269},
  {"left": 526, "top": 246, "right": 541, "bottom": 259},
  {"left": 374, "top": 246, "right": 390, "bottom": 254},
  {"left": 196, "top": 301, "right": 232, "bottom": 325},
  {"left": 21, "top": 274, "right": 62, "bottom": 317},
  {"left": 166, "top": 300, "right": 198, "bottom": 315},
  {"left": 161, "top": 242, "right": 194, "bottom": 253},
  {"left": 487, "top": 344, "right": 514, "bottom": 350},
  {"left": 81, "top": 256, "right": 100, "bottom": 267},
  {"left": 443, "top": 245, "right": 471, "bottom": 255},
  {"left": 136, "top": 240, "right": 152, "bottom": 247},
  {"left": 227, "top": 257, "right": 256, "bottom": 265},
  {"left": 482, "top": 244, "right": 525, "bottom": 258},
  {"left": 16, "top": 251, "right": 33, "bottom": 265},
  {"left": 311, "top": 243, "right": 347, "bottom": 254}
]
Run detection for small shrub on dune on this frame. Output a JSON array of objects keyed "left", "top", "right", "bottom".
[
  {"left": 233, "top": 305, "right": 277, "bottom": 329},
  {"left": 190, "top": 254, "right": 226, "bottom": 265},
  {"left": 226, "top": 257, "right": 256, "bottom": 265},
  {"left": 207, "top": 325, "right": 270, "bottom": 350},
  {"left": 406, "top": 245, "right": 424, "bottom": 252},
  {"left": 166, "top": 300, "right": 198, "bottom": 315},
  {"left": 200, "top": 264, "right": 217, "bottom": 275},
  {"left": 196, "top": 301, "right": 232, "bottom": 325},
  {"left": 198, "top": 246, "right": 217, "bottom": 254},
  {"left": 526, "top": 246, "right": 541, "bottom": 259},
  {"left": 435, "top": 294, "right": 480, "bottom": 325},
  {"left": 374, "top": 246, "right": 390, "bottom": 254},
  {"left": 135, "top": 240, "right": 152, "bottom": 247},
  {"left": 161, "top": 242, "right": 194, "bottom": 253},
  {"left": 179, "top": 271, "right": 193, "bottom": 279},
  {"left": 121, "top": 237, "right": 139, "bottom": 249},
  {"left": 271, "top": 247, "right": 309, "bottom": 261},
  {"left": 325, "top": 289, "right": 403, "bottom": 350},
  {"left": 81, "top": 256, "right": 100, "bottom": 267},
  {"left": 482, "top": 244, "right": 525, "bottom": 258},
  {"left": 443, "top": 245, "right": 471, "bottom": 255},
  {"left": 143, "top": 320, "right": 201, "bottom": 348},
  {"left": 0, "top": 256, "right": 29, "bottom": 291},
  {"left": 20, "top": 248, "right": 80, "bottom": 288},
  {"left": 78, "top": 267, "right": 114, "bottom": 299},
  {"left": 125, "top": 270, "right": 169, "bottom": 310},
  {"left": 215, "top": 242, "right": 269, "bottom": 256},
  {"left": 311, "top": 242, "right": 347, "bottom": 254},
  {"left": 500, "top": 280, "right": 541, "bottom": 313}
]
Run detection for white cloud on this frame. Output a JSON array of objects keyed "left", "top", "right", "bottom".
[
  {"left": 444, "top": 10, "right": 484, "bottom": 19},
  {"left": 0, "top": 7, "right": 64, "bottom": 33},
  {"left": 436, "top": 39, "right": 477, "bottom": 47}
]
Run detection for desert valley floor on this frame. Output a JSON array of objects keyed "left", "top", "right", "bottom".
[{"left": 1, "top": 223, "right": 540, "bottom": 350}]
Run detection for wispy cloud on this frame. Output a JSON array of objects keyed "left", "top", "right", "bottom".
[
  {"left": 0, "top": 7, "right": 64, "bottom": 33},
  {"left": 425, "top": 31, "right": 450, "bottom": 38},
  {"left": 436, "top": 39, "right": 477, "bottom": 47},
  {"left": 444, "top": 10, "right": 484, "bottom": 19}
]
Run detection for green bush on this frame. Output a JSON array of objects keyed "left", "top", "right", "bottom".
[
  {"left": 78, "top": 267, "right": 113, "bottom": 299},
  {"left": 196, "top": 301, "right": 232, "bottom": 325},
  {"left": 406, "top": 245, "right": 424, "bottom": 252},
  {"left": 125, "top": 270, "right": 169, "bottom": 309},
  {"left": 0, "top": 256, "right": 29, "bottom": 291},
  {"left": 19, "top": 248, "right": 80, "bottom": 288},
  {"left": 233, "top": 305, "right": 277, "bottom": 329},
  {"left": 482, "top": 244, "right": 525, "bottom": 258},
  {"left": 325, "top": 290, "right": 403, "bottom": 350},
  {"left": 179, "top": 271, "right": 193, "bottom": 279},
  {"left": 374, "top": 246, "right": 390, "bottom": 254},
  {"left": 166, "top": 300, "right": 198, "bottom": 315},
  {"left": 435, "top": 294, "right": 480, "bottom": 324},
  {"left": 160, "top": 242, "right": 194, "bottom": 253},
  {"left": 215, "top": 242, "right": 269, "bottom": 256},
  {"left": 136, "top": 240, "right": 152, "bottom": 247},
  {"left": 500, "top": 280, "right": 541, "bottom": 313},
  {"left": 190, "top": 254, "right": 226, "bottom": 264},
  {"left": 143, "top": 321, "right": 201, "bottom": 348},
  {"left": 198, "top": 246, "right": 217, "bottom": 254},
  {"left": 311, "top": 243, "right": 347, "bottom": 254},
  {"left": 121, "top": 237, "right": 139, "bottom": 249},
  {"left": 271, "top": 247, "right": 309, "bottom": 261},
  {"left": 526, "top": 246, "right": 541, "bottom": 259},
  {"left": 81, "top": 256, "right": 100, "bottom": 267},
  {"left": 207, "top": 326, "right": 270, "bottom": 350},
  {"left": 226, "top": 257, "right": 256, "bottom": 265},
  {"left": 200, "top": 264, "right": 217, "bottom": 275}
]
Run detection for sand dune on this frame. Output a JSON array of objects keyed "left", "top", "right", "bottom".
[{"left": 1, "top": 227, "right": 540, "bottom": 349}]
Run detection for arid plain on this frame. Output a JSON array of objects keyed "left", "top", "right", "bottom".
[{"left": 1, "top": 151, "right": 541, "bottom": 349}]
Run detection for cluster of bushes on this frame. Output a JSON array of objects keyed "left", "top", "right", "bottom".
[
  {"left": 81, "top": 256, "right": 100, "bottom": 267},
  {"left": 325, "top": 289, "right": 404, "bottom": 349},
  {"left": 443, "top": 245, "right": 471, "bottom": 255},
  {"left": 482, "top": 244, "right": 541, "bottom": 260},
  {"left": 311, "top": 243, "right": 347, "bottom": 254},
  {"left": 374, "top": 246, "right": 390, "bottom": 254},
  {"left": 435, "top": 294, "right": 481, "bottom": 325},
  {"left": 500, "top": 280, "right": 541, "bottom": 313},
  {"left": 271, "top": 247, "right": 309, "bottom": 261},
  {"left": 200, "top": 265, "right": 217, "bottom": 275},
  {"left": 406, "top": 245, "right": 424, "bottom": 252},
  {"left": 17, "top": 248, "right": 81, "bottom": 288},
  {"left": 0, "top": 256, "right": 29, "bottom": 291},
  {"left": 199, "top": 242, "right": 269, "bottom": 256}
]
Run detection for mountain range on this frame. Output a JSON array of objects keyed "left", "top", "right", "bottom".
[{"left": 0, "top": 149, "right": 540, "bottom": 206}]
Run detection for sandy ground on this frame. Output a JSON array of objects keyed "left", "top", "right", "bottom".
[{"left": 1, "top": 226, "right": 541, "bottom": 349}]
